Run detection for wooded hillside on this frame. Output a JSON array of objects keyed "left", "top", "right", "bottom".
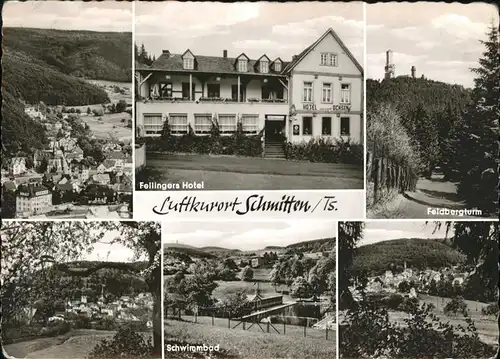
[{"left": 351, "top": 238, "right": 466, "bottom": 276}]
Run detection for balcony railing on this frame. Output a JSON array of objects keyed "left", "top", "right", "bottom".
[{"left": 140, "top": 96, "right": 287, "bottom": 104}]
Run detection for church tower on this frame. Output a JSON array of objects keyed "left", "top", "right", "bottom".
[{"left": 384, "top": 50, "right": 395, "bottom": 79}]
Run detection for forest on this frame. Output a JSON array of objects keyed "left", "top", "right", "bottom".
[{"left": 350, "top": 238, "right": 466, "bottom": 277}]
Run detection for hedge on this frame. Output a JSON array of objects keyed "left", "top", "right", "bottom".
[
  {"left": 285, "top": 137, "right": 363, "bottom": 165},
  {"left": 145, "top": 122, "right": 263, "bottom": 157},
  {"left": 142, "top": 122, "right": 363, "bottom": 164}
]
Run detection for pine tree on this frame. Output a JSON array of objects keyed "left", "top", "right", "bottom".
[{"left": 457, "top": 24, "right": 499, "bottom": 214}]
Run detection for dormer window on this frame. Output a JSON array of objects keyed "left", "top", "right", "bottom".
[
  {"left": 260, "top": 61, "right": 269, "bottom": 73},
  {"left": 238, "top": 59, "right": 247, "bottom": 72},
  {"left": 184, "top": 58, "right": 194, "bottom": 70},
  {"left": 182, "top": 50, "right": 195, "bottom": 70},
  {"left": 274, "top": 61, "right": 281, "bottom": 72}
]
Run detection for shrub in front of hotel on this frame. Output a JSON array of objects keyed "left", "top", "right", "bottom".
[
  {"left": 145, "top": 121, "right": 263, "bottom": 157},
  {"left": 284, "top": 137, "right": 363, "bottom": 164}
]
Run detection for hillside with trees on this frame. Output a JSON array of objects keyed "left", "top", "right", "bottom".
[
  {"left": 351, "top": 238, "right": 466, "bottom": 276},
  {"left": 3, "top": 50, "right": 110, "bottom": 106},
  {"left": 1, "top": 91, "right": 48, "bottom": 156},
  {"left": 164, "top": 243, "right": 216, "bottom": 259},
  {"left": 367, "top": 76, "right": 472, "bottom": 176},
  {"left": 3, "top": 28, "right": 132, "bottom": 82},
  {"left": 286, "top": 238, "right": 336, "bottom": 253}
]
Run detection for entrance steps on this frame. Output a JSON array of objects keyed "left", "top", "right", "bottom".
[{"left": 264, "top": 141, "right": 285, "bottom": 159}]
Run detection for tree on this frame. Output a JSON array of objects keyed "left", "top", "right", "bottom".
[
  {"left": 398, "top": 280, "right": 411, "bottom": 293},
  {"left": 443, "top": 296, "right": 468, "bottom": 317},
  {"left": 240, "top": 266, "right": 253, "bottom": 281},
  {"left": 38, "top": 157, "right": 49, "bottom": 173},
  {"left": 338, "top": 222, "right": 364, "bottom": 309},
  {"left": 290, "top": 276, "right": 312, "bottom": 298},
  {"left": 456, "top": 25, "right": 499, "bottom": 215},
  {"left": 269, "top": 264, "right": 280, "bottom": 290},
  {"left": 220, "top": 290, "right": 249, "bottom": 318},
  {"left": 0, "top": 222, "right": 162, "bottom": 355},
  {"left": 115, "top": 100, "right": 127, "bottom": 113}
]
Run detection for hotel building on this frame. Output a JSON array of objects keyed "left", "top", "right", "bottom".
[
  {"left": 135, "top": 28, "right": 363, "bottom": 154},
  {"left": 16, "top": 183, "right": 52, "bottom": 216}
]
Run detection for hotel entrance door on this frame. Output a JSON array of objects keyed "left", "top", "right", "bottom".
[{"left": 265, "top": 115, "right": 286, "bottom": 141}]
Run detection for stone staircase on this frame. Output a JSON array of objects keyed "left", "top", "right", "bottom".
[{"left": 264, "top": 140, "right": 285, "bottom": 159}]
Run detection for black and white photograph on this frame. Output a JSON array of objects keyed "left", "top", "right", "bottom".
[
  {"left": 1, "top": 221, "right": 162, "bottom": 359},
  {"left": 338, "top": 221, "right": 499, "bottom": 359},
  {"left": 164, "top": 220, "right": 336, "bottom": 359},
  {"left": 365, "top": 3, "right": 499, "bottom": 219},
  {"left": 135, "top": 1, "right": 364, "bottom": 191},
  {"left": 1, "top": 2, "right": 134, "bottom": 219}
]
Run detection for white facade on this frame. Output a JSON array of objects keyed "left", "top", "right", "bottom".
[
  {"left": 287, "top": 31, "right": 363, "bottom": 143},
  {"left": 16, "top": 189, "right": 52, "bottom": 215},
  {"left": 136, "top": 28, "right": 363, "bottom": 145}
]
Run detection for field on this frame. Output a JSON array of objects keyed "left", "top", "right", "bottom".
[
  {"left": 3, "top": 329, "right": 154, "bottom": 359},
  {"left": 81, "top": 112, "right": 132, "bottom": 142},
  {"left": 143, "top": 152, "right": 364, "bottom": 190},
  {"left": 165, "top": 319, "right": 335, "bottom": 359}
]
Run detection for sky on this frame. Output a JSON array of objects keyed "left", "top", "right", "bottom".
[
  {"left": 2, "top": 1, "right": 132, "bottom": 32},
  {"left": 163, "top": 220, "right": 335, "bottom": 251},
  {"left": 135, "top": 2, "right": 363, "bottom": 63},
  {"left": 79, "top": 230, "right": 137, "bottom": 263},
  {"left": 359, "top": 221, "right": 452, "bottom": 247},
  {"left": 367, "top": 3, "right": 498, "bottom": 88}
]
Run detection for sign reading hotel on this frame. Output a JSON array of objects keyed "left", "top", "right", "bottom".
[{"left": 303, "top": 103, "right": 352, "bottom": 113}]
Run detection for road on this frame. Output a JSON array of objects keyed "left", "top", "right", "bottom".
[{"left": 370, "top": 173, "right": 485, "bottom": 219}]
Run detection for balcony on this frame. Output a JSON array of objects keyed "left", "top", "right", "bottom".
[{"left": 136, "top": 96, "right": 289, "bottom": 117}]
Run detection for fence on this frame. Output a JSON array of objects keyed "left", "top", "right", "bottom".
[
  {"left": 165, "top": 307, "right": 334, "bottom": 342},
  {"left": 367, "top": 151, "right": 418, "bottom": 202}
]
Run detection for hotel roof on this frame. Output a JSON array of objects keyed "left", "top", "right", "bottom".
[
  {"left": 138, "top": 28, "right": 363, "bottom": 76},
  {"left": 138, "top": 53, "right": 289, "bottom": 76}
]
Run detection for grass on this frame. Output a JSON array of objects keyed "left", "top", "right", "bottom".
[
  {"left": 168, "top": 315, "right": 334, "bottom": 342},
  {"left": 3, "top": 329, "right": 154, "bottom": 359},
  {"left": 165, "top": 319, "right": 335, "bottom": 359},
  {"left": 143, "top": 153, "right": 364, "bottom": 190}
]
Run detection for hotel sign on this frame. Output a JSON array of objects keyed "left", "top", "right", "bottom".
[{"left": 302, "top": 104, "right": 351, "bottom": 113}]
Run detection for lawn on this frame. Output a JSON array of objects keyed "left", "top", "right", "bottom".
[
  {"left": 143, "top": 153, "right": 364, "bottom": 190},
  {"left": 165, "top": 319, "right": 335, "bottom": 359}
]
